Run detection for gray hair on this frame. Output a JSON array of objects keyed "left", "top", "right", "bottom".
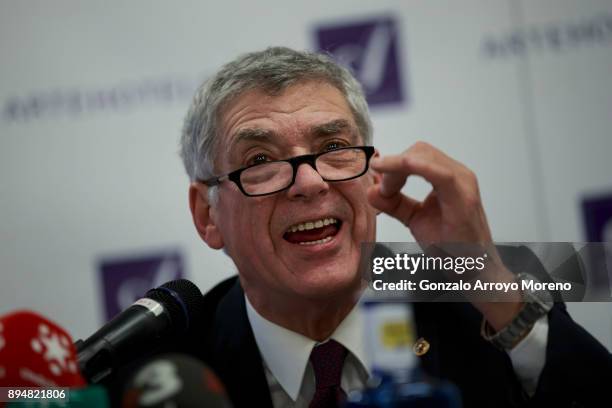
[{"left": 180, "top": 46, "right": 372, "bottom": 188}]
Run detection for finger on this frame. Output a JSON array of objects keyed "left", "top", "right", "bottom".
[
  {"left": 379, "top": 171, "right": 409, "bottom": 198},
  {"left": 370, "top": 153, "right": 410, "bottom": 174},
  {"left": 407, "top": 158, "right": 460, "bottom": 200},
  {"left": 370, "top": 141, "right": 453, "bottom": 173},
  {"left": 372, "top": 147, "right": 464, "bottom": 203},
  {"left": 370, "top": 154, "right": 413, "bottom": 197},
  {"left": 367, "top": 184, "right": 421, "bottom": 227}
]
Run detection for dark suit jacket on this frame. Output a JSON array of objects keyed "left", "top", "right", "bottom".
[{"left": 104, "top": 253, "right": 612, "bottom": 407}]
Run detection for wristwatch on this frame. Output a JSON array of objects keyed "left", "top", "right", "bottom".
[{"left": 481, "top": 272, "right": 554, "bottom": 350}]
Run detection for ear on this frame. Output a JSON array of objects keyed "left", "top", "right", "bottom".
[{"left": 189, "top": 182, "right": 224, "bottom": 250}]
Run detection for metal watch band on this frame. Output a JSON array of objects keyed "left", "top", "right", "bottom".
[{"left": 481, "top": 272, "right": 554, "bottom": 350}]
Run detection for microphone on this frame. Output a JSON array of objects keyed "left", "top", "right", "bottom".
[
  {"left": 121, "top": 353, "right": 231, "bottom": 408},
  {"left": 0, "top": 310, "right": 86, "bottom": 388},
  {"left": 76, "top": 279, "right": 205, "bottom": 384}
]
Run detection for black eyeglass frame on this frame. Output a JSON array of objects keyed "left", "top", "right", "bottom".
[{"left": 199, "top": 145, "right": 375, "bottom": 197}]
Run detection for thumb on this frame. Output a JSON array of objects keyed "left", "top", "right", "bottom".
[{"left": 367, "top": 184, "right": 420, "bottom": 227}]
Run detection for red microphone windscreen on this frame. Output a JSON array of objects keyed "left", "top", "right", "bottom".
[{"left": 0, "top": 310, "right": 86, "bottom": 388}]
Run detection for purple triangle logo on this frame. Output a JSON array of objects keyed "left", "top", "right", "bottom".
[
  {"left": 315, "top": 16, "right": 407, "bottom": 107},
  {"left": 97, "top": 249, "right": 184, "bottom": 322}
]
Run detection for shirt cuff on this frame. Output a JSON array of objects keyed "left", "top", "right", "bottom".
[{"left": 507, "top": 315, "right": 549, "bottom": 396}]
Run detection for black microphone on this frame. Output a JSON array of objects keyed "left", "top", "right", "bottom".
[
  {"left": 121, "top": 353, "right": 232, "bottom": 408},
  {"left": 76, "top": 279, "right": 205, "bottom": 383}
]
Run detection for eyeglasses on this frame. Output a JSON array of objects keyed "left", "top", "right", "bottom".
[{"left": 200, "top": 145, "right": 375, "bottom": 197}]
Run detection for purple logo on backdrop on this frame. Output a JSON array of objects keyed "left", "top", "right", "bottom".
[
  {"left": 314, "top": 16, "right": 406, "bottom": 107},
  {"left": 98, "top": 249, "right": 184, "bottom": 322},
  {"left": 582, "top": 193, "right": 612, "bottom": 296},
  {"left": 583, "top": 194, "right": 612, "bottom": 242}
]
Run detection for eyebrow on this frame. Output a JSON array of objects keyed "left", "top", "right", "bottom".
[
  {"left": 310, "top": 119, "right": 353, "bottom": 137},
  {"left": 228, "top": 118, "right": 358, "bottom": 154},
  {"left": 231, "top": 128, "right": 278, "bottom": 147}
]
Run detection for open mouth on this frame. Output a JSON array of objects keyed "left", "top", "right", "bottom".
[{"left": 283, "top": 217, "right": 342, "bottom": 246}]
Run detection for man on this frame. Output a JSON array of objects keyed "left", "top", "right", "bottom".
[{"left": 110, "top": 47, "right": 610, "bottom": 407}]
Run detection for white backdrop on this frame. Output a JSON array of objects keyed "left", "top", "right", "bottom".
[{"left": 1, "top": 0, "right": 611, "bottom": 349}]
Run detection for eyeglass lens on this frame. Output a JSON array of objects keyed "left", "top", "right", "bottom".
[{"left": 240, "top": 148, "right": 367, "bottom": 196}]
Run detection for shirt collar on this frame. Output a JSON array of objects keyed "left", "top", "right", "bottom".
[{"left": 245, "top": 295, "right": 370, "bottom": 401}]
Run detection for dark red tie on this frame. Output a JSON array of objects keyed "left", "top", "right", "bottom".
[{"left": 309, "top": 339, "right": 348, "bottom": 408}]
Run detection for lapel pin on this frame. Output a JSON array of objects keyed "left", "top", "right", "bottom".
[{"left": 413, "top": 337, "right": 430, "bottom": 356}]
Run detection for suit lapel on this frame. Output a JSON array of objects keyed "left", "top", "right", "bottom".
[{"left": 210, "top": 279, "right": 274, "bottom": 408}]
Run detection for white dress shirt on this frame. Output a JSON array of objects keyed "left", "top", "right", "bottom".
[{"left": 245, "top": 296, "right": 548, "bottom": 407}]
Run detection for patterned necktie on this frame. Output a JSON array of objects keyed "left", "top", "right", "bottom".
[{"left": 309, "top": 339, "right": 348, "bottom": 408}]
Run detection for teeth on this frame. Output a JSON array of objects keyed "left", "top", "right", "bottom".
[
  {"left": 287, "top": 218, "right": 338, "bottom": 233},
  {"left": 298, "top": 236, "right": 334, "bottom": 246}
]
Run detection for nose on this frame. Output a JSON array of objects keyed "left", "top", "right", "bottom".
[{"left": 286, "top": 162, "right": 329, "bottom": 200}]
